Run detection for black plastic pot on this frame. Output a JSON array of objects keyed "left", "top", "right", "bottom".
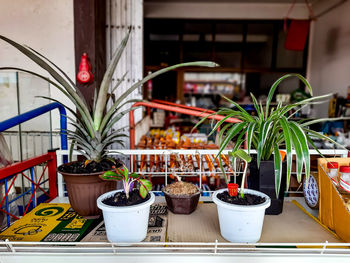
[
  {"left": 248, "top": 159, "right": 287, "bottom": 215},
  {"left": 163, "top": 191, "right": 200, "bottom": 214}
]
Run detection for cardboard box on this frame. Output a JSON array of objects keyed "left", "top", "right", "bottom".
[{"left": 0, "top": 203, "right": 97, "bottom": 242}]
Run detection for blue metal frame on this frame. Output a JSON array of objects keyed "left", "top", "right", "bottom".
[{"left": 0, "top": 102, "right": 68, "bottom": 162}]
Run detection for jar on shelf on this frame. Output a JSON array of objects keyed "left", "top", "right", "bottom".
[
  {"left": 327, "top": 162, "right": 339, "bottom": 186},
  {"left": 339, "top": 166, "right": 350, "bottom": 193}
]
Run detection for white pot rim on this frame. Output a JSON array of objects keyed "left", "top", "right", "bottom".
[
  {"left": 212, "top": 188, "right": 271, "bottom": 211},
  {"left": 97, "top": 189, "right": 155, "bottom": 213}
]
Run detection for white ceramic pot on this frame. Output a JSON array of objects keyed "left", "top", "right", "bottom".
[
  {"left": 97, "top": 189, "right": 155, "bottom": 243},
  {"left": 212, "top": 188, "right": 271, "bottom": 243}
]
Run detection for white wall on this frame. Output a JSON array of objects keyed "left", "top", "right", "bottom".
[
  {"left": 0, "top": 0, "right": 75, "bottom": 130},
  {"left": 144, "top": 2, "right": 310, "bottom": 19},
  {"left": 308, "top": 0, "right": 350, "bottom": 117}
]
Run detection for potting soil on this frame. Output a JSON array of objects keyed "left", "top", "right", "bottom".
[
  {"left": 217, "top": 191, "right": 266, "bottom": 205},
  {"left": 102, "top": 189, "right": 151, "bottom": 207},
  {"left": 58, "top": 159, "right": 123, "bottom": 174}
]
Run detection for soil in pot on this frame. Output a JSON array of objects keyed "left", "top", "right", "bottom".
[
  {"left": 102, "top": 189, "right": 151, "bottom": 207},
  {"left": 163, "top": 181, "right": 200, "bottom": 214},
  {"left": 58, "top": 159, "right": 123, "bottom": 174},
  {"left": 164, "top": 181, "right": 199, "bottom": 195},
  {"left": 217, "top": 191, "right": 266, "bottom": 206}
]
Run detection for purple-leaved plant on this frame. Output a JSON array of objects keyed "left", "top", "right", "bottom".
[{"left": 100, "top": 165, "right": 152, "bottom": 199}]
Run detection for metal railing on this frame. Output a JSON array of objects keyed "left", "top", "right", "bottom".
[
  {"left": 0, "top": 102, "right": 68, "bottom": 160},
  {"left": 0, "top": 102, "right": 67, "bottom": 227},
  {"left": 0, "top": 150, "right": 58, "bottom": 227},
  {"left": 56, "top": 148, "right": 348, "bottom": 199},
  {"left": 0, "top": 240, "right": 349, "bottom": 262}
]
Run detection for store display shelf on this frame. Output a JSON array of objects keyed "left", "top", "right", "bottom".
[
  {"left": 0, "top": 149, "right": 349, "bottom": 262},
  {"left": 56, "top": 149, "right": 348, "bottom": 198}
]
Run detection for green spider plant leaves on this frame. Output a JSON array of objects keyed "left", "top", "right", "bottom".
[{"left": 204, "top": 74, "right": 348, "bottom": 198}]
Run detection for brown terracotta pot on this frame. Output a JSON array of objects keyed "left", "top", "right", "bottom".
[
  {"left": 163, "top": 191, "right": 200, "bottom": 214},
  {"left": 59, "top": 162, "right": 116, "bottom": 217}
]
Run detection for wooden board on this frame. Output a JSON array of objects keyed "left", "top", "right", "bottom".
[{"left": 167, "top": 201, "right": 343, "bottom": 243}]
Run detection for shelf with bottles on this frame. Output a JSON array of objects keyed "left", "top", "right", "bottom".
[{"left": 184, "top": 80, "right": 236, "bottom": 96}]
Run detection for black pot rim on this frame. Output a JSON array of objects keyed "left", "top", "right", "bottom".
[{"left": 163, "top": 190, "right": 201, "bottom": 199}]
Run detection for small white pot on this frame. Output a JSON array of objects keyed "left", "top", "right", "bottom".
[
  {"left": 97, "top": 189, "right": 155, "bottom": 243},
  {"left": 212, "top": 188, "right": 271, "bottom": 243}
]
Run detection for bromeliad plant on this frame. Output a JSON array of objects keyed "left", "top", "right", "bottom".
[
  {"left": 0, "top": 32, "right": 218, "bottom": 164},
  {"left": 196, "top": 74, "right": 346, "bottom": 197},
  {"left": 100, "top": 165, "right": 152, "bottom": 199}
]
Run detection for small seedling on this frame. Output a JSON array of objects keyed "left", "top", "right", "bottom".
[
  {"left": 100, "top": 165, "right": 152, "bottom": 199},
  {"left": 230, "top": 149, "right": 252, "bottom": 198}
]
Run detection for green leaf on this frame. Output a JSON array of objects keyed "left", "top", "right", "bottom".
[
  {"left": 217, "top": 123, "right": 232, "bottom": 144},
  {"left": 139, "top": 179, "right": 152, "bottom": 198},
  {"left": 100, "top": 170, "right": 123, "bottom": 181},
  {"left": 103, "top": 61, "right": 219, "bottom": 133},
  {"left": 304, "top": 129, "right": 347, "bottom": 150},
  {"left": 266, "top": 74, "right": 312, "bottom": 118},
  {"left": 273, "top": 143, "right": 282, "bottom": 198},
  {"left": 0, "top": 67, "right": 95, "bottom": 137},
  {"left": 130, "top": 173, "right": 140, "bottom": 179},
  {"left": 111, "top": 72, "right": 128, "bottom": 94},
  {"left": 101, "top": 106, "right": 141, "bottom": 137},
  {"left": 290, "top": 126, "right": 304, "bottom": 182},
  {"left": 232, "top": 149, "right": 252, "bottom": 163},
  {"left": 93, "top": 30, "right": 131, "bottom": 131},
  {"left": 280, "top": 93, "right": 332, "bottom": 116},
  {"left": 221, "top": 95, "right": 255, "bottom": 122},
  {"left": 257, "top": 121, "right": 273, "bottom": 167},
  {"left": 279, "top": 116, "right": 293, "bottom": 191},
  {"left": 69, "top": 139, "right": 75, "bottom": 163},
  {"left": 216, "top": 122, "right": 246, "bottom": 158},
  {"left": 208, "top": 113, "right": 236, "bottom": 137},
  {"left": 250, "top": 93, "right": 263, "bottom": 120},
  {"left": 246, "top": 122, "right": 257, "bottom": 155},
  {"left": 301, "top": 117, "right": 350, "bottom": 127},
  {"left": 0, "top": 36, "right": 93, "bottom": 134},
  {"left": 290, "top": 122, "right": 310, "bottom": 184},
  {"left": 191, "top": 111, "right": 216, "bottom": 133}
]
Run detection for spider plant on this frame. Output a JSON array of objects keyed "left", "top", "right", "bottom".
[
  {"left": 195, "top": 74, "right": 347, "bottom": 197},
  {"left": 0, "top": 32, "right": 218, "bottom": 164}
]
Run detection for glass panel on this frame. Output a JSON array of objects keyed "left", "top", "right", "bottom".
[
  {"left": 145, "top": 41, "right": 180, "bottom": 66},
  {"left": 276, "top": 26, "right": 304, "bottom": 69},
  {"left": 184, "top": 72, "right": 246, "bottom": 108},
  {"left": 144, "top": 19, "right": 181, "bottom": 66},
  {"left": 245, "top": 23, "right": 274, "bottom": 68},
  {"left": 0, "top": 72, "right": 53, "bottom": 161},
  {"left": 183, "top": 42, "right": 212, "bottom": 62},
  {"left": 214, "top": 22, "right": 243, "bottom": 67}
]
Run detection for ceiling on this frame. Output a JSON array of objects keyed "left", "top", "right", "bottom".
[{"left": 145, "top": 0, "right": 321, "bottom": 3}]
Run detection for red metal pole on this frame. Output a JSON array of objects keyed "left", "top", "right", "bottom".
[
  {"left": 47, "top": 149, "right": 58, "bottom": 200},
  {"left": 129, "top": 101, "right": 241, "bottom": 149},
  {"left": 0, "top": 153, "right": 53, "bottom": 179},
  {"left": 151, "top": 99, "right": 216, "bottom": 114}
]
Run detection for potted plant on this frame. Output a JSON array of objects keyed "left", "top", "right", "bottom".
[
  {"left": 97, "top": 165, "right": 153, "bottom": 243},
  {"left": 212, "top": 149, "right": 271, "bottom": 243},
  {"left": 0, "top": 32, "right": 218, "bottom": 217},
  {"left": 163, "top": 166, "right": 200, "bottom": 214},
  {"left": 196, "top": 74, "right": 346, "bottom": 215}
]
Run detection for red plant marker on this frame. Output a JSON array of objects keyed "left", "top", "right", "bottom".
[{"left": 227, "top": 183, "right": 239, "bottom": 197}]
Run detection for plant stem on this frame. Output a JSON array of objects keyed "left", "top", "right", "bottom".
[{"left": 240, "top": 160, "right": 248, "bottom": 198}]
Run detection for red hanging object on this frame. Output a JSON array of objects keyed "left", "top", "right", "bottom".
[
  {"left": 77, "top": 53, "right": 93, "bottom": 84},
  {"left": 284, "top": 0, "right": 313, "bottom": 51},
  {"left": 284, "top": 19, "right": 310, "bottom": 51}
]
